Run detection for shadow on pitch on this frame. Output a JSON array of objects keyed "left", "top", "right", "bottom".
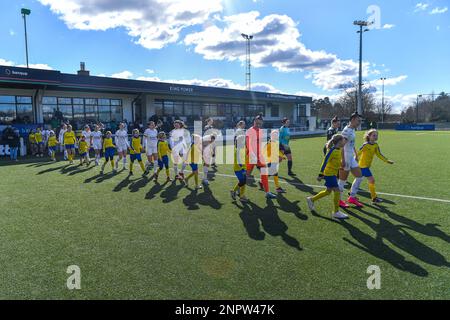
[
  {"left": 348, "top": 206, "right": 450, "bottom": 270},
  {"left": 182, "top": 185, "right": 223, "bottom": 211},
  {"left": 145, "top": 180, "right": 169, "bottom": 200},
  {"left": 234, "top": 200, "right": 302, "bottom": 251},
  {"left": 160, "top": 180, "right": 185, "bottom": 203},
  {"left": 276, "top": 194, "right": 308, "bottom": 221},
  {"left": 311, "top": 209, "right": 429, "bottom": 277},
  {"left": 281, "top": 176, "right": 316, "bottom": 195}
]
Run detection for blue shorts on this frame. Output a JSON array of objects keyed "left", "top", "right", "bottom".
[
  {"left": 105, "top": 147, "right": 115, "bottom": 159},
  {"left": 324, "top": 175, "right": 339, "bottom": 189},
  {"left": 158, "top": 155, "right": 169, "bottom": 169},
  {"left": 38, "top": 142, "right": 44, "bottom": 146},
  {"left": 190, "top": 163, "right": 198, "bottom": 171},
  {"left": 235, "top": 169, "right": 247, "bottom": 184},
  {"left": 361, "top": 167, "right": 373, "bottom": 178},
  {"left": 49, "top": 146, "right": 57, "bottom": 152},
  {"left": 130, "top": 153, "right": 142, "bottom": 162},
  {"left": 80, "top": 152, "right": 87, "bottom": 157},
  {"left": 65, "top": 144, "right": 75, "bottom": 150}
]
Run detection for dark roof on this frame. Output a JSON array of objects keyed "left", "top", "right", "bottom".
[{"left": 0, "top": 65, "right": 312, "bottom": 104}]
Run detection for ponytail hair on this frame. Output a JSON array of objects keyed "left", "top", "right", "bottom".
[
  {"left": 364, "top": 129, "right": 377, "bottom": 142},
  {"left": 326, "top": 134, "right": 345, "bottom": 150}
]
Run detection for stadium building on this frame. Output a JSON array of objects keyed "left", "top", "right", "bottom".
[{"left": 0, "top": 63, "right": 313, "bottom": 132}]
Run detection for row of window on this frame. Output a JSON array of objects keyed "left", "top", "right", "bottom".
[
  {"left": 0, "top": 96, "right": 33, "bottom": 124},
  {"left": 154, "top": 99, "right": 271, "bottom": 117},
  {"left": 42, "top": 97, "right": 123, "bottom": 125}
]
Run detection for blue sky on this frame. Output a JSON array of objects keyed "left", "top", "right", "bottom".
[{"left": 1, "top": 0, "right": 449, "bottom": 111}]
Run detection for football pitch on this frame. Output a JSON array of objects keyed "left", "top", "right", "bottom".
[{"left": 1, "top": 130, "right": 449, "bottom": 300}]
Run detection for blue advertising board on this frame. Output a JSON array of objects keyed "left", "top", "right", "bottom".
[{"left": 395, "top": 124, "right": 435, "bottom": 131}]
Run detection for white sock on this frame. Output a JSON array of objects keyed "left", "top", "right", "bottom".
[
  {"left": 64, "top": 150, "right": 68, "bottom": 160},
  {"left": 203, "top": 166, "right": 209, "bottom": 180},
  {"left": 338, "top": 179, "right": 346, "bottom": 200},
  {"left": 350, "top": 177, "right": 363, "bottom": 197},
  {"left": 181, "top": 163, "right": 187, "bottom": 174},
  {"left": 123, "top": 157, "right": 127, "bottom": 166},
  {"left": 174, "top": 166, "right": 179, "bottom": 176}
]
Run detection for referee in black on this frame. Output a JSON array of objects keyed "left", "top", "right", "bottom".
[{"left": 323, "top": 116, "right": 340, "bottom": 155}]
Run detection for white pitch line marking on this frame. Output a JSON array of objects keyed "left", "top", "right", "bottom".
[{"left": 206, "top": 171, "right": 450, "bottom": 204}]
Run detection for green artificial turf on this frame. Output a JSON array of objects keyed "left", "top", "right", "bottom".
[{"left": 0, "top": 130, "right": 449, "bottom": 299}]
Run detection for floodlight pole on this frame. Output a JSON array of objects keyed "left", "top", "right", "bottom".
[
  {"left": 241, "top": 33, "right": 253, "bottom": 91},
  {"left": 381, "top": 77, "right": 386, "bottom": 123},
  {"left": 21, "top": 8, "right": 31, "bottom": 68},
  {"left": 354, "top": 20, "right": 371, "bottom": 116}
]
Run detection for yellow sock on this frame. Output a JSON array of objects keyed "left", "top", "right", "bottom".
[
  {"left": 139, "top": 161, "right": 145, "bottom": 172},
  {"left": 110, "top": 160, "right": 114, "bottom": 169},
  {"left": 186, "top": 172, "right": 194, "bottom": 181},
  {"left": 274, "top": 175, "right": 280, "bottom": 189},
  {"left": 312, "top": 189, "right": 331, "bottom": 202},
  {"left": 165, "top": 169, "right": 170, "bottom": 177},
  {"left": 240, "top": 185, "right": 246, "bottom": 197},
  {"left": 369, "top": 182, "right": 377, "bottom": 200},
  {"left": 333, "top": 191, "right": 340, "bottom": 212},
  {"left": 233, "top": 183, "right": 240, "bottom": 192},
  {"left": 194, "top": 172, "right": 199, "bottom": 185}
]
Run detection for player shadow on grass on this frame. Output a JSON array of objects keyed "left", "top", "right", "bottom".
[
  {"left": 145, "top": 180, "right": 169, "bottom": 200},
  {"left": 83, "top": 171, "right": 116, "bottom": 184},
  {"left": 160, "top": 180, "right": 186, "bottom": 203},
  {"left": 367, "top": 203, "right": 450, "bottom": 244},
  {"left": 275, "top": 194, "right": 308, "bottom": 221},
  {"left": 281, "top": 176, "right": 316, "bottom": 195},
  {"left": 348, "top": 206, "right": 450, "bottom": 269},
  {"left": 67, "top": 164, "right": 95, "bottom": 176},
  {"left": 113, "top": 174, "right": 134, "bottom": 192},
  {"left": 234, "top": 200, "right": 302, "bottom": 251},
  {"left": 182, "top": 185, "right": 223, "bottom": 211},
  {"left": 26, "top": 160, "right": 56, "bottom": 168},
  {"left": 129, "top": 175, "right": 151, "bottom": 193},
  {"left": 37, "top": 164, "right": 67, "bottom": 175},
  {"left": 310, "top": 210, "right": 429, "bottom": 277}
]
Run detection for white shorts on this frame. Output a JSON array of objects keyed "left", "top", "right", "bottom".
[
  {"left": 343, "top": 154, "right": 359, "bottom": 171},
  {"left": 146, "top": 144, "right": 158, "bottom": 155},
  {"left": 93, "top": 142, "right": 102, "bottom": 150},
  {"left": 117, "top": 144, "right": 128, "bottom": 153}
]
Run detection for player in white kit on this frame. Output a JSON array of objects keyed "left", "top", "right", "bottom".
[
  {"left": 143, "top": 121, "right": 159, "bottom": 175},
  {"left": 339, "top": 112, "right": 364, "bottom": 208},
  {"left": 91, "top": 124, "right": 104, "bottom": 166},
  {"left": 170, "top": 120, "right": 191, "bottom": 181},
  {"left": 81, "top": 125, "right": 92, "bottom": 163},
  {"left": 59, "top": 123, "right": 68, "bottom": 160},
  {"left": 114, "top": 122, "right": 130, "bottom": 170}
]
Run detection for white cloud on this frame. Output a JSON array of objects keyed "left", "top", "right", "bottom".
[
  {"left": 184, "top": 11, "right": 370, "bottom": 91},
  {"left": 0, "top": 58, "right": 53, "bottom": 70},
  {"left": 37, "top": 0, "right": 223, "bottom": 49},
  {"left": 110, "top": 70, "right": 134, "bottom": 79},
  {"left": 372, "top": 75, "right": 408, "bottom": 87},
  {"left": 145, "top": 69, "right": 155, "bottom": 74},
  {"left": 415, "top": 3, "right": 429, "bottom": 12},
  {"left": 382, "top": 24, "right": 395, "bottom": 29},
  {"left": 430, "top": 7, "right": 448, "bottom": 14},
  {"left": 9, "top": 29, "right": 16, "bottom": 36},
  {"left": 436, "top": 25, "right": 441, "bottom": 31}
]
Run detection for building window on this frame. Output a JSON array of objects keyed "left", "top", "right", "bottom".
[
  {"left": 246, "top": 105, "right": 265, "bottom": 117},
  {"left": 0, "top": 95, "right": 33, "bottom": 124},
  {"left": 271, "top": 105, "right": 279, "bottom": 117},
  {"left": 42, "top": 96, "right": 122, "bottom": 129}
]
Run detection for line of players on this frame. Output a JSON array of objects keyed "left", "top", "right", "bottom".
[{"left": 33, "top": 112, "right": 392, "bottom": 220}]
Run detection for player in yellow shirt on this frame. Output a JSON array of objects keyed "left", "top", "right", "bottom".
[
  {"left": 263, "top": 130, "right": 287, "bottom": 194},
  {"left": 349, "top": 129, "right": 394, "bottom": 204},
  {"left": 101, "top": 131, "right": 116, "bottom": 174},
  {"left": 78, "top": 135, "right": 90, "bottom": 167},
  {"left": 35, "top": 127, "right": 44, "bottom": 157},
  {"left": 230, "top": 130, "right": 249, "bottom": 202},
  {"left": 129, "top": 129, "right": 146, "bottom": 176},
  {"left": 47, "top": 131, "right": 59, "bottom": 161},
  {"left": 64, "top": 125, "right": 77, "bottom": 164},
  {"left": 307, "top": 134, "right": 349, "bottom": 220},
  {"left": 184, "top": 134, "right": 203, "bottom": 189},
  {"left": 155, "top": 132, "right": 171, "bottom": 182},
  {"left": 28, "top": 129, "right": 38, "bottom": 156}
]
